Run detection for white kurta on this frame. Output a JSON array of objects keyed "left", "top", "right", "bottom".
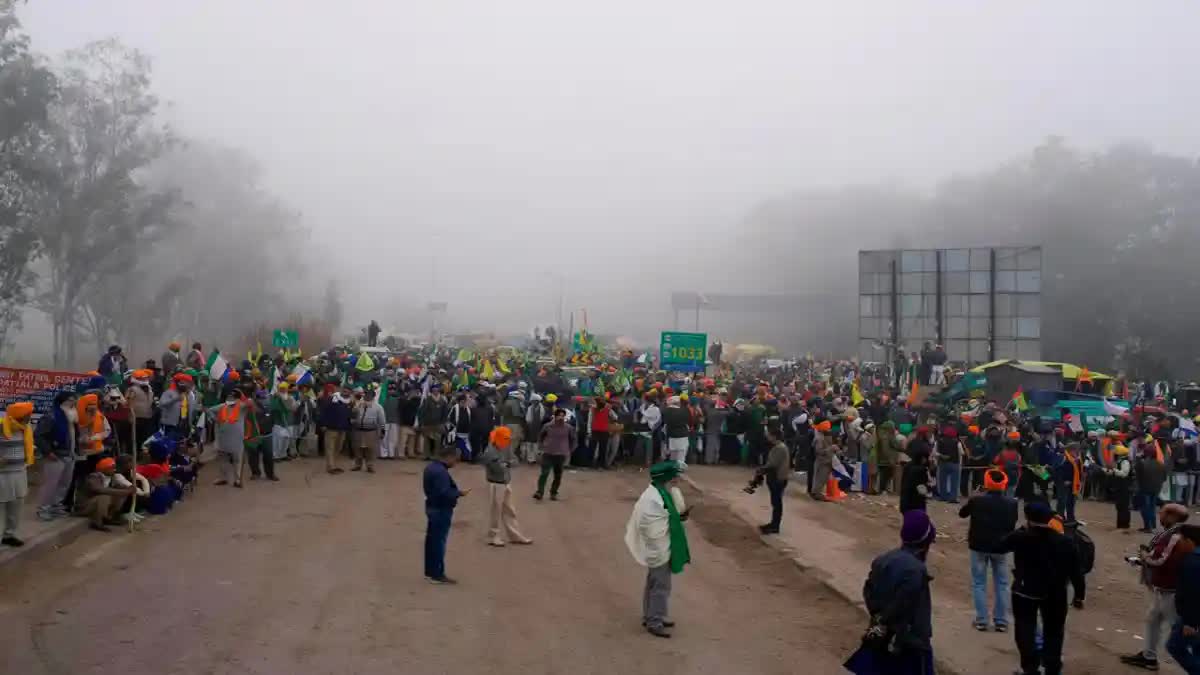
[{"left": 625, "top": 485, "right": 687, "bottom": 568}]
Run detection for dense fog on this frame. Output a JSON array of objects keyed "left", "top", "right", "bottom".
[{"left": 4, "top": 1, "right": 1200, "bottom": 376}]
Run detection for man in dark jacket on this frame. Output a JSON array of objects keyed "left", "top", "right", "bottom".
[
  {"left": 900, "top": 442, "right": 933, "bottom": 513},
  {"left": 756, "top": 425, "right": 791, "bottom": 534},
  {"left": 997, "top": 501, "right": 1086, "bottom": 675},
  {"left": 398, "top": 390, "right": 422, "bottom": 458},
  {"left": 844, "top": 509, "right": 937, "bottom": 675},
  {"left": 1136, "top": 442, "right": 1169, "bottom": 533},
  {"left": 469, "top": 394, "right": 496, "bottom": 465},
  {"left": 319, "top": 387, "right": 352, "bottom": 474},
  {"left": 959, "top": 468, "right": 1019, "bottom": 631},
  {"left": 423, "top": 445, "right": 469, "bottom": 584},
  {"left": 418, "top": 389, "right": 449, "bottom": 459},
  {"left": 1167, "top": 527, "right": 1200, "bottom": 674}
]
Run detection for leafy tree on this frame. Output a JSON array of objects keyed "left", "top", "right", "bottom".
[
  {"left": 0, "top": 0, "right": 56, "bottom": 354},
  {"left": 34, "top": 39, "right": 178, "bottom": 366}
]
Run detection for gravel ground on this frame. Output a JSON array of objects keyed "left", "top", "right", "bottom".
[{"left": 0, "top": 458, "right": 865, "bottom": 675}]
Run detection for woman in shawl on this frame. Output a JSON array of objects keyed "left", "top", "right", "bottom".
[
  {"left": 625, "top": 461, "right": 691, "bottom": 638},
  {"left": 0, "top": 401, "right": 35, "bottom": 546}
]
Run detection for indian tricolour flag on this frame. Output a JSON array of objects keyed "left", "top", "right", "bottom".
[
  {"left": 205, "top": 349, "right": 231, "bottom": 383},
  {"left": 291, "top": 363, "right": 313, "bottom": 386}
]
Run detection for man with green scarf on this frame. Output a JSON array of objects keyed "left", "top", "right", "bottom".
[{"left": 625, "top": 461, "right": 691, "bottom": 638}]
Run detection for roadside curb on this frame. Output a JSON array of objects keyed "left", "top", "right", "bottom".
[
  {"left": 681, "top": 474, "right": 869, "bottom": 613},
  {"left": 683, "top": 473, "right": 962, "bottom": 675},
  {"left": 0, "top": 517, "right": 89, "bottom": 570}
]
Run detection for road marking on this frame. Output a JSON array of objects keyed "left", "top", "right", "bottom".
[{"left": 71, "top": 537, "right": 127, "bottom": 568}]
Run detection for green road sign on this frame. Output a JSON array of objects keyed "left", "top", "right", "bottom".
[
  {"left": 660, "top": 331, "right": 707, "bottom": 373},
  {"left": 272, "top": 329, "right": 299, "bottom": 349}
]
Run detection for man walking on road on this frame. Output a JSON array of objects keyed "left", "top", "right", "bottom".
[
  {"left": 958, "top": 468, "right": 1018, "bottom": 632},
  {"left": 534, "top": 409, "right": 575, "bottom": 501},
  {"left": 479, "top": 426, "right": 532, "bottom": 547},
  {"left": 424, "top": 445, "right": 469, "bottom": 584},
  {"left": 625, "top": 461, "right": 691, "bottom": 638}
]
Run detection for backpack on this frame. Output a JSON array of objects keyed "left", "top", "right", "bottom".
[{"left": 1065, "top": 523, "right": 1095, "bottom": 575}]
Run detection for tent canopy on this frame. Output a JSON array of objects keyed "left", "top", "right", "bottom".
[{"left": 969, "top": 360, "right": 1113, "bottom": 382}]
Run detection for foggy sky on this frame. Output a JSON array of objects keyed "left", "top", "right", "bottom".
[{"left": 19, "top": 1, "right": 1200, "bottom": 342}]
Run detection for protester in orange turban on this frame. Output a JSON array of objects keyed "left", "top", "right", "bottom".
[
  {"left": 480, "top": 423, "right": 531, "bottom": 546},
  {"left": 489, "top": 425, "right": 513, "bottom": 449},
  {"left": 2, "top": 401, "right": 35, "bottom": 466},
  {"left": 76, "top": 394, "right": 109, "bottom": 455}
]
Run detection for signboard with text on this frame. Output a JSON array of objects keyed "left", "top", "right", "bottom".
[
  {"left": 0, "top": 367, "right": 92, "bottom": 418},
  {"left": 659, "top": 331, "right": 708, "bottom": 373},
  {"left": 272, "top": 329, "right": 299, "bottom": 349}
]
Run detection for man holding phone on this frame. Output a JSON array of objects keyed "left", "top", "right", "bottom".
[{"left": 423, "top": 445, "right": 470, "bottom": 584}]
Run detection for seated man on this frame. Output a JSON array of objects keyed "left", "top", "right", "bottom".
[{"left": 76, "top": 457, "right": 135, "bottom": 531}]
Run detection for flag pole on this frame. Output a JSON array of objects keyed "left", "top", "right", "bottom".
[{"left": 128, "top": 400, "right": 137, "bottom": 533}]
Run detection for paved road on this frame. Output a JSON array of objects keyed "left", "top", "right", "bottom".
[{"left": 0, "top": 458, "right": 863, "bottom": 675}]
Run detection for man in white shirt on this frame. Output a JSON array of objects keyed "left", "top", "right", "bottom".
[{"left": 625, "top": 461, "right": 690, "bottom": 638}]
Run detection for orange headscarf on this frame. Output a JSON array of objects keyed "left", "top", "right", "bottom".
[
  {"left": 217, "top": 399, "right": 243, "bottom": 424},
  {"left": 77, "top": 394, "right": 105, "bottom": 454},
  {"left": 489, "top": 425, "right": 512, "bottom": 449},
  {"left": 2, "top": 401, "right": 35, "bottom": 465}
]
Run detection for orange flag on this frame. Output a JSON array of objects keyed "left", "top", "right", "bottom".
[{"left": 1075, "top": 366, "right": 1093, "bottom": 391}]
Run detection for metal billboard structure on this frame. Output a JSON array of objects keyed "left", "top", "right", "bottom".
[{"left": 857, "top": 246, "right": 1043, "bottom": 365}]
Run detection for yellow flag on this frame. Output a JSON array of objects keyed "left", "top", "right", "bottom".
[
  {"left": 851, "top": 380, "right": 865, "bottom": 406},
  {"left": 357, "top": 352, "right": 375, "bottom": 372},
  {"left": 481, "top": 359, "right": 496, "bottom": 380},
  {"left": 497, "top": 357, "right": 511, "bottom": 374}
]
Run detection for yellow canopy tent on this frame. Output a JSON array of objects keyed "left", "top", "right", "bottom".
[{"left": 968, "top": 360, "right": 1114, "bottom": 395}]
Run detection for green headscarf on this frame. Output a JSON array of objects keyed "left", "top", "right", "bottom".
[{"left": 649, "top": 461, "right": 691, "bottom": 574}]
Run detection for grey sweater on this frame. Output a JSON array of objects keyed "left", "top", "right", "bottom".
[
  {"left": 354, "top": 401, "right": 387, "bottom": 430},
  {"left": 479, "top": 444, "right": 514, "bottom": 484},
  {"left": 210, "top": 403, "right": 248, "bottom": 454}
]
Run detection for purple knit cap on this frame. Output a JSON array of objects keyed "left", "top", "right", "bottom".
[{"left": 900, "top": 510, "right": 937, "bottom": 546}]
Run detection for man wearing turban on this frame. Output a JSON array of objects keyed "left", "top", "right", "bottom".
[
  {"left": 0, "top": 402, "right": 35, "bottom": 546},
  {"left": 77, "top": 456, "right": 135, "bottom": 531},
  {"left": 162, "top": 341, "right": 182, "bottom": 375},
  {"left": 845, "top": 510, "right": 937, "bottom": 674},
  {"left": 625, "top": 461, "right": 691, "bottom": 638}
]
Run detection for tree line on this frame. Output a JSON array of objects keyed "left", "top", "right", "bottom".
[
  {"left": 731, "top": 136, "right": 1200, "bottom": 381},
  {"left": 1, "top": 2, "right": 339, "bottom": 368}
]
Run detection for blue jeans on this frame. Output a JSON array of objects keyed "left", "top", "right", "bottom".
[
  {"left": 1139, "top": 490, "right": 1159, "bottom": 530},
  {"left": 937, "top": 463, "right": 961, "bottom": 502},
  {"left": 1168, "top": 621, "right": 1200, "bottom": 674},
  {"left": 424, "top": 507, "right": 453, "bottom": 579},
  {"left": 969, "top": 550, "right": 1010, "bottom": 626}
]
